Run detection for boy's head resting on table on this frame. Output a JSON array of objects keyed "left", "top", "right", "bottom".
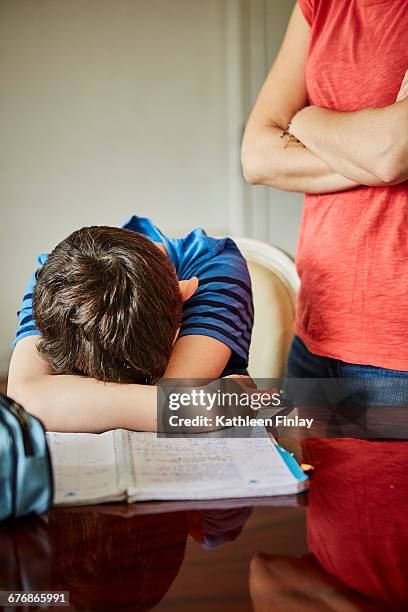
[
  {"left": 32, "top": 226, "right": 197, "bottom": 385},
  {"left": 14, "top": 214, "right": 253, "bottom": 400}
]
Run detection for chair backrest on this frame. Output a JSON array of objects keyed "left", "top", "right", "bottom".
[{"left": 232, "top": 237, "right": 299, "bottom": 380}]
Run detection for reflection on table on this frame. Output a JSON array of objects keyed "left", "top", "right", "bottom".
[
  {"left": 251, "top": 438, "right": 408, "bottom": 611},
  {"left": 1, "top": 438, "right": 405, "bottom": 610},
  {"left": 0, "top": 502, "right": 257, "bottom": 610}
]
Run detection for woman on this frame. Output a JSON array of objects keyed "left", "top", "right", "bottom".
[{"left": 242, "top": 0, "right": 408, "bottom": 403}]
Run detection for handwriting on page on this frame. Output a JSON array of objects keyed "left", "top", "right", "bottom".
[
  {"left": 126, "top": 432, "right": 297, "bottom": 500},
  {"left": 46, "top": 431, "right": 122, "bottom": 504},
  {"left": 129, "top": 434, "right": 239, "bottom": 483}
]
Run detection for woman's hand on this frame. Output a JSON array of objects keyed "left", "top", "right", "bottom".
[{"left": 288, "top": 86, "right": 408, "bottom": 186}]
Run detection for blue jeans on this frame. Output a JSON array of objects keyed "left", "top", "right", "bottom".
[{"left": 285, "top": 336, "right": 408, "bottom": 410}]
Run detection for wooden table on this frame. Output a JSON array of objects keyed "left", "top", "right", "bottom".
[
  {"left": 2, "top": 436, "right": 408, "bottom": 611},
  {"left": 2, "top": 429, "right": 406, "bottom": 610},
  {"left": 0, "top": 497, "right": 307, "bottom": 611}
]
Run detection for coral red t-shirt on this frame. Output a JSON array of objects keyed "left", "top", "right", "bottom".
[
  {"left": 295, "top": 0, "right": 408, "bottom": 369},
  {"left": 304, "top": 439, "right": 408, "bottom": 606}
]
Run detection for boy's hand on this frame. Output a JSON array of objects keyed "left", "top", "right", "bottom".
[
  {"left": 223, "top": 374, "right": 279, "bottom": 399},
  {"left": 223, "top": 374, "right": 258, "bottom": 389}
]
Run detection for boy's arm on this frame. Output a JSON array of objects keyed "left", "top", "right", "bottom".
[
  {"left": 163, "top": 335, "right": 231, "bottom": 379},
  {"left": 7, "top": 334, "right": 231, "bottom": 433}
]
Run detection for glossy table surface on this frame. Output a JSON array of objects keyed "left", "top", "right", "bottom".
[
  {"left": 1, "top": 438, "right": 408, "bottom": 611},
  {"left": 0, "top": 497, "right": 307, "bottom": 611}
]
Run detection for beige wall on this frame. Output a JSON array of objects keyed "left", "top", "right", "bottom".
[
  {"left": 0, "top": 0, "right": 301, "bottom": 377},
  {"left": 0, "top": 0, "right": 234, "bottom": 374},
  {"left": 265, "top": 0, "right": 303, "bottom": 255},
  {"left": 241, "top": 0, "right": 303, "bottom": 254}
]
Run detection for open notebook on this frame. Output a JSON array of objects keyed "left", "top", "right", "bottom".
[{"left": 46, "top": 429, "right": 308, "bottom": 506}]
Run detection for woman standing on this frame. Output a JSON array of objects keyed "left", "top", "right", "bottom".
[{"left": 242, "top": 0, "right": 408, "bottom": 404}]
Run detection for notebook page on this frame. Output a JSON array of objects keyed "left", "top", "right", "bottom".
[
  {"left": 126, "top": 431, "right": 302, "bottom": 501},
  {"left": 46, "top": 430, "right": 126, "bottom": 505}
]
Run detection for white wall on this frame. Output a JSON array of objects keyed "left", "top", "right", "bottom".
[
  {"left": 0, "top": 0, "right": 233, "bottom": 374},
  {"left": 241, "top": 0, "right": 303, "bottom": 256},
  {"left": 264, "top": 0, "right": 303, "bottom": 255},
  {"left": 0, "top": 0, "right": 300, "bottom": 377}
]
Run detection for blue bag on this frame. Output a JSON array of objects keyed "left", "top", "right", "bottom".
[{"left": 0, "top": 393, "right": 53, "bottom": 521}]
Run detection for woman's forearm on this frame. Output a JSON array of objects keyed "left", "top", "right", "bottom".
[
  {"left": 241, "top": 123, "right": 359, "bottom": 194},
  {"left": 240, "top": 3, "right": 359, "bottom": 194},
  {"left": 289, "top": 101, "right": 408, "bottom": 185}
]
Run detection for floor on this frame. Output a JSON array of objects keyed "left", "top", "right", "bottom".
[{"left": 0, "top": 379, "right": 7, "bottom": 394}]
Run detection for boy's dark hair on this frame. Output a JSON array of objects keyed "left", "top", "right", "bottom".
[{"left": 33, "top": 226, "right": 182, "bottom": 384}]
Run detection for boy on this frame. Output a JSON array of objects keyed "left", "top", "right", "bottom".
[{"left": 7, "top": 215, "right": 253, "bottom": 432}]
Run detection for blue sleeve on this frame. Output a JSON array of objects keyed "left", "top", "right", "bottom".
[
  {"left": 13, "top": 254, "right": 48, "bottom": 348},
  {"left": 179, "top": 239, "right": 253, "bottom": 372}
]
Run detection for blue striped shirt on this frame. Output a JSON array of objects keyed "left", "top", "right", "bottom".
[{"left": 14, "top": 215, "right": 253, "bottom": 374}]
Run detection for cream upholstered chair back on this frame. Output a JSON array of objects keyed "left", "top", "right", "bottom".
[{"left": 232, "top": 237, "right": 299, "bottom": 379}]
